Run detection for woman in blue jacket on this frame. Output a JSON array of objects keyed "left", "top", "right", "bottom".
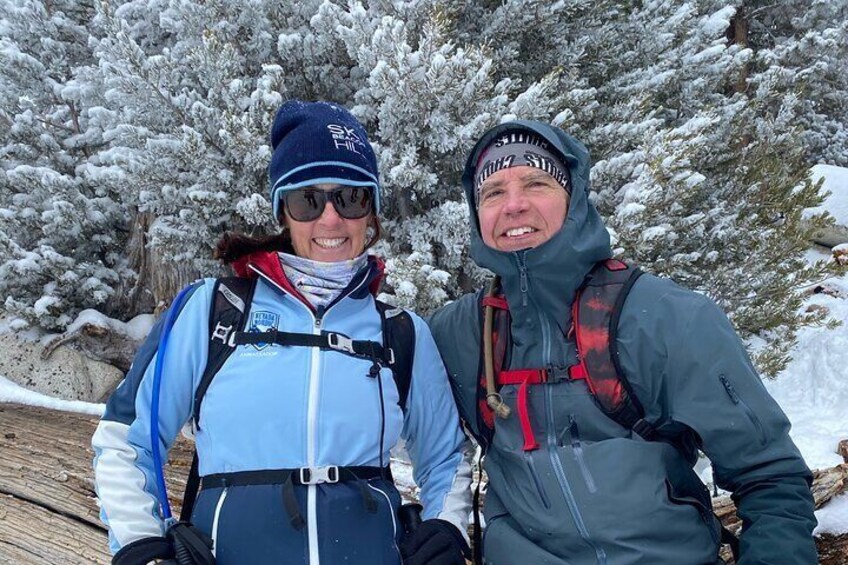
[{"left": 92, "top": 101, "right": 471, "bottom": 565}]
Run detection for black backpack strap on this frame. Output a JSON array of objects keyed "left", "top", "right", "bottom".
[
  {"left": 179, "top": 451, "right": 201, "bottom": 523},
  {"left": 193, "top": 276, "right": 258, "bottom": 426},
  {"left": 232, "top": 329, "right": 392, "bottom": 368},
  {"left": 180, "top": 276, "right": 256, "bottom": 524},
  {"left": 375, "top": 300, "right": 415, "bottom": 412}
]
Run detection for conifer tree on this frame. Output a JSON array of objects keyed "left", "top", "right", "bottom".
[
  {"left": 571, "top": 1, "right": 842, "bottom": 374},
  {"left": 0, "top": 0, "right": 130, "bottom": 330},
  {"left": 0, "top": 0, "right": 843, "bottom": 375}
]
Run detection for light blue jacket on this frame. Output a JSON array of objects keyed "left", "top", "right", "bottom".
[{"left": 93, "top": 254, "right": 471, "bottom": 564}]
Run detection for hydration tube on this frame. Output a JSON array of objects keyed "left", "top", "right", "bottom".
[{"left": 150, "top": 284, "right": 197, "bottom": 522}]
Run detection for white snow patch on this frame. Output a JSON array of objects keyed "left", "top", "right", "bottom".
[
  {"left": 0, "top": 374, "right": 105, "bottom": 416},
  {"left": 763, "top": 266, "right": 848, "bottom": 471},
  {"left": 61, "top": 309, "right": 155, "bottom": 343},
  {"left": 814, "top": 494, "right": 848, "bottom": 536},
  {"left": 125, "top": 314, "right": 156, "bottom": 341},
  {"left": 804, "top": 164, "right": 848, "bottom": 226}
]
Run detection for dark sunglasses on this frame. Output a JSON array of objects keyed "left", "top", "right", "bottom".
[{"left": 282, "top": 186, "right": 374, "bottom": 222}]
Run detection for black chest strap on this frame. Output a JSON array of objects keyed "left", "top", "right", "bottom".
[{"left": 229, "top": 328, "right": 393, "bottom": 372}]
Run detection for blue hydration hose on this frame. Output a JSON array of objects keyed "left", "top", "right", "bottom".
[{"left": 150, "top": 284, "right": 196, "bottom": 522}]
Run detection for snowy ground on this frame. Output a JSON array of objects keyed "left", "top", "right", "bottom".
[
  {"left": 806, "top": 164, "right": 848, "bottom": 228},
  {"left": 0, "top": 374, "right": 105, "bottom": 416},
  {"left": 763, "top": 246, "right": 848, "bottom": 537}
]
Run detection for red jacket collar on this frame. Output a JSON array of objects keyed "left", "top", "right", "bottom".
[{"left": 231, "top": 250, "right": 385, "bottom": 311}]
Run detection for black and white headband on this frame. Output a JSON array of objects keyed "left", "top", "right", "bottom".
[{"left": 474, "top": 131, "right": 570, "bottom": 206}]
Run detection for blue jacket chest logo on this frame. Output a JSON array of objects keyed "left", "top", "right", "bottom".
[{"left": 249, "top": 311, "right": 280, "bottom": 350}]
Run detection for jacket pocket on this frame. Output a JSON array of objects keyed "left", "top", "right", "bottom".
[
  {"left": 368, "top": 482, "right": 403, "bottom": 563},
  {"left": 523, "top": 453, "right": 551, "bottom": 508},
  {"left": 210, "top": 486, "right": 229, "bottom": 557},
  {"left": 565, "top": 415, "right": 597, "bottom": 494},
  {"left": 664, "top": 478, "right": 720, "bottom": 545},
  {"left": 718, "top": 374, "right": 767, "bottom": 446}
]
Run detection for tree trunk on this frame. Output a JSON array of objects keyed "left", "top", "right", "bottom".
[
  {"left": 109, "top": 210, "right": 204, "bottom": 320},
  {"left": 727, "top": 6, "right": 750, "bottom": 94}
]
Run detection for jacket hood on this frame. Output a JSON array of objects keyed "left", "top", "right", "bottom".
[{"left": 461, "top": 120, "right": 612, "bottom": 367}]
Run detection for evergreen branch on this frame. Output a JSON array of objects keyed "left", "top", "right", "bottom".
[{"left": 66, "top": 101, "right": 91, "bottom": 159}]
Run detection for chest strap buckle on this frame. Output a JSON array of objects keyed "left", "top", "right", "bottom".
[
  {"left": 326, "top": 332, "right": 355, "bottom": 354},
  {"left": 299, "top": 466, "right": 340, "bottom": 485}
]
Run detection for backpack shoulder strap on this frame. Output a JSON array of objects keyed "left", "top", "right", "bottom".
[
  {"left": 182, "top": 276, "right": 257, "bottom": 523},
  {"left": 375, "top": 300, "right": 415, "bottom": 413},
  {"left": 573, "top": 259, "right": 654, "bottom": 438},
  {"left": 194, "top": 276, "right": 258, "bottom": 426},
  {"left": 578, "top": 260, "right": 740, "bottom": 558}
]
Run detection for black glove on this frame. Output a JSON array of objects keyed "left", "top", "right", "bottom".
[
  {"left": 399, "top": 519, "right": 469, "bottom": 565},
  {"left": 113, "top": 536, "right": 173, "bottom": 564}
]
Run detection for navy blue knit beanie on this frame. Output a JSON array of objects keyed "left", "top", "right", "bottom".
[{"left": 268, "top": 100, "right": 380, "bottom": 219}]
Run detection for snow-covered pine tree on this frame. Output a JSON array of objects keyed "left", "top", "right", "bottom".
[
  {"left": 317, "top": 1, "right": 573, "bottom": 310},
  {"left": 580, "top": 2, "right": 842, "bottom": 374},
  {"left": 87, "top": 0, "right": 292, "bottom": 307},
  {"left": 743, "top": 0, "right": 848, "bottom": 166},
  {"left": 82, "top": 0, "right": 571, "bottom": 314},
  {"left": 0, "top": 0, "right": 131, "bottom": 330},
  {"left": 1, "top": 0, "right": 843, "bottom": 375}
]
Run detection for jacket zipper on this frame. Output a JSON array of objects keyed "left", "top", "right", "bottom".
[
  {"left": 568, "top": 415, "right": 597, "bottom": 494},
  {"left": 547, "top": 384, "right": 606, "bottom": 564},
  {"left": 250, "top": 266, "right": 372, "bottom": 565},
  {"left": 513, "top": 254, "right": 605, "bottom": 562},
  {"left": 516, "top": 251, "right": 529, "bottom": 307},
  {"left": 307, "top": 312, "right": 322, "bottom": 565},
  {"left": 523, "top": 452, "right": 551, "bottom": 508},
  {"left": 718, "top": 375, "right": 767, "bottom": 446}
]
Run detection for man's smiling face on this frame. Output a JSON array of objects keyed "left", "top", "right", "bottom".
[{"left": 477, "top": 166, "right": 569, "bottom": 252}]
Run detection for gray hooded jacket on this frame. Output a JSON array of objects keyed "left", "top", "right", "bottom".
[{"left": 427, "top": 121, "right": 817, "bottom": 564}]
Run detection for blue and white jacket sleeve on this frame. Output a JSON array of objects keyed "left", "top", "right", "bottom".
[
  {"left": 91, "top": 280, "right": 213, "bottom": 554},
  {"left": 402, "top": 314, "right": 473, "bottom": 542}
]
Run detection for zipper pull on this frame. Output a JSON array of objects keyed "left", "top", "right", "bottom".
[
  {"left": 516, "top": 252, "right": 529, "bottom": 307},
  {"left": 315, "top": 305, "right": 326, "bottom": 329},
  {"left": 719, "top": 375, "right": 739, "bottom": 404},
  {"left": 568, "top": 415, "right": 581, "bottom": 448}
]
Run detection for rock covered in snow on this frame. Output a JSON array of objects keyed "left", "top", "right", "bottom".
[
  {"left": 0, "top": 310, "right": 155, "bottom": 403},
  {"left": 0, "top": 328, "right": 123, "bottom": 403}
]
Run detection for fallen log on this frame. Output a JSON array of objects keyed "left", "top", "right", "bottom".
[
  {"left": 0, "top": 403, "right": 194, "bottom": 564},
  {"left": 0, "top": 403, "right": 846, "bottom": 564}
]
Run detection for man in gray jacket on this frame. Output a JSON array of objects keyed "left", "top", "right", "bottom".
[{"left": 427, "top": 120, "right": 818, "bottom": 564}]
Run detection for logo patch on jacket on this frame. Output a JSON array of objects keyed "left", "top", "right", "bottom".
[{"left": 248, "top": 311, "right": 280, "bottom": 351}]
